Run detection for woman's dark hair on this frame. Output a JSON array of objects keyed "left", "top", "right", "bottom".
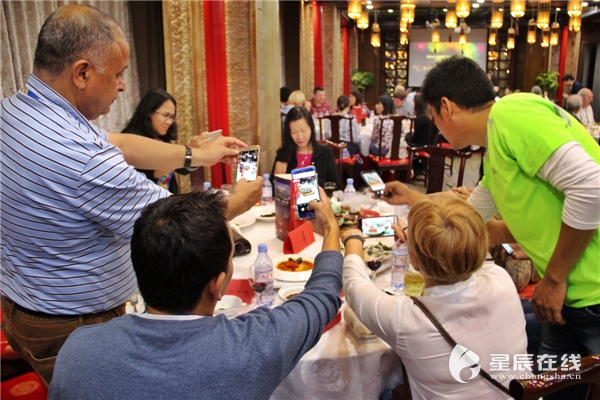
[
  {"left": 123, "top": 88, "right": 178, "bottom": 142},
  {"left": 414, "top": 95, "right": 427, "bottom": 117},
  {"left": 421, "top": 55, "right": 496, "bottom": 115},
  {"left": 278, "top": 106, "right": 319, "bottom": 162},
  {"left": 337, "top": 95, "right": 350, "bottom": 111},
  {"left": 378, "top": 95, "right": 395, "bottom": 115},
  {"left": 350, "top": 90, "right": 363, "bottom": 106}
]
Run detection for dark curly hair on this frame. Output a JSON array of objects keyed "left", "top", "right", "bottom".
[{"left": 123, "top": 89, "right": 178, "bottom": 142}]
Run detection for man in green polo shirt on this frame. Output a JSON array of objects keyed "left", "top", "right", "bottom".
[{"left": 383, "top": 56, "right": 600, "bottom": 400}]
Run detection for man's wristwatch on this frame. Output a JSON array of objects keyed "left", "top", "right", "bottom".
[{"left": 184, "top": 146, "right": 192, "bottom": 168}]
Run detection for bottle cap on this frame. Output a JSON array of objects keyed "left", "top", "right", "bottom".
[
  {"left": 263, "top": 173, "right": 270, "bottom": 180},
  {"left": 347, "top": 178, "right": 354, "bottom": 184},
  {"left": 258, "top": 244, "right": 267, "bottom": 252},
  {"left": 203, "top": 182, "right": 211, "bottom": 189}
]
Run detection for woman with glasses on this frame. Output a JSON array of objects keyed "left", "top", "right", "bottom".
[{"left": 123, "top": 89, "right": 207, "bottom": 193}]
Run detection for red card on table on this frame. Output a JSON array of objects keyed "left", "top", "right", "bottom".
[
  {"left": 225, "top": 279, "right": 254, "bottom": 304},
  {"left": 283, "top": 221, "right": 315, "bottom": 254}
]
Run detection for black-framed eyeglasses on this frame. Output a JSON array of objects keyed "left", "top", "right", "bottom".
[{"left": 153, "top": 111, "right": 176, "bottom": 122}]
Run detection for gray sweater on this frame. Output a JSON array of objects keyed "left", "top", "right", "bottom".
[{"left": 49, "top": 251, "right": 343, "bottom": 400}]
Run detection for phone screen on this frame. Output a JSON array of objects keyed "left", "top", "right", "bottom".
[
  {"left": 291, "top": 166, "right": 320, "bottom": 220},
  {"left": 361, "top": 171, "right": 385, "bottom": 197},
  {"left": 358, "top": 216, "right": 397, "bottom": 237},
  {"left": 236, "top": 148, "right": 259, "bottom": 181}
]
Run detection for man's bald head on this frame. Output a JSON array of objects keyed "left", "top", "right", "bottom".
[
  {"left": 578, "top": 88, "right": 594, "bottom": 108},
  {"left": 33, "top": 4, "right": 125, "bottom": 77}
]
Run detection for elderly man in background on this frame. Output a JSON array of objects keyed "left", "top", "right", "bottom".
[
  {"left": 576, "top": 88, "right": 595, "bottom": 126},
  {"left": 310, "top": 86, "right": 333, "bottom": 116},
  {"left": 0, "top": 4, "right": 262, "bottom": 386},
  {"left": 392, "top": 88, "right": 414, "bottom": 116},
  {"left": 383, "top": 56, "right": 600, "bottom": 400},
  {"left": 565, "top": 94, "right": 583, "bottom": 123}
]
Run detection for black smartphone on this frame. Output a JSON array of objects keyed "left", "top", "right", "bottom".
[
  {"left": 291, "top": 166, "right": 320, "bottom": 220},
  {"left": 361, "top": 170, "right": 386, "bottom": 198},
  {"left": 236, "top": 145, "right": 260, "bottom": 182},
  {"left": 358, "top": 216, "right": 398, "bottom": 238}
]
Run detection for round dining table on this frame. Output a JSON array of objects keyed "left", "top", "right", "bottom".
[{"left": 231, "top": 210, "right": 404, "bottom": 400}]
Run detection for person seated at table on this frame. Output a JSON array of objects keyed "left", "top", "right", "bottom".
[
  {"left": 393, "top": 88, "right": 414, "bottom": 117},
  {"left": 280, "top": 86, "right": 293, "bottom": 114},
  {"left": 349, "top": 90, "right": 370, "bottom": 121},
  {"left": 310, "top": 86, "right": 333, "bottom": 117},
  {"left": 369, "top": 95, "right": 396, "bottom": 157},
  {"left": 271, "top": 106, "right": 340, "bottom": 188},
  {"left": 49, "top": 189, "right": 343, "bottom": 399},
  {"left": 565, "top": 94, "right": 583, "bottom": 124},
  {"left": 122, "top": 88, "right": 209, "bottom": 193},
  {"left": 342, "top": 196, "right": 527, "bottom": 400},
  {"left": 335, "top": 94, "right": 361, "bottom": 156}
]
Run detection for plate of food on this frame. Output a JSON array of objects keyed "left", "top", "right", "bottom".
[
  {"left": 230, "top": 210, "right": 256, "bottom": 229},
  {"left": 253, "top": 205, "right": 276, "bottom": 222},
  {"left": 273, "top": 255, "right": 314, "bottom": 282}
]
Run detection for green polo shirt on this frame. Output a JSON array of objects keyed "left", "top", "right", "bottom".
[{"left": 482, "top": 93, "right": 600, "bottom": 308}]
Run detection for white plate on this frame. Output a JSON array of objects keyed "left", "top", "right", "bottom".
[
  {"left": 230, "top": 211, "right": 256, "bottom": 228},
  {"left": 253, "top": 205, "right": 276, "bottom": 222},
  {"left": 272, "top": 254, "right": 314, "bottom": 282},
  {"left": 278, "top": 283, "right": 306, "bottom": 302},
  {"left": 214, "top": 295, "right": 242, "bottom": 318}
]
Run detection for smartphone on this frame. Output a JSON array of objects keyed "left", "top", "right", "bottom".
[
  {"left": 502, "top": 243, "right": 514, "bottom": 255},
  {"left": 236, "top": 145, "right": 260, "bottom": 182},
  {"left": 361, "top": 170, "right": 386, "bottom": 198},
  {"left": 206, "top": 129, "right": 222, "bottom": 142},
  {"left": 358, "top": 216, "right": 398, "bottom": 238},
  {"left": 291, "top": 166, "right": 321, "bottom": 220}
]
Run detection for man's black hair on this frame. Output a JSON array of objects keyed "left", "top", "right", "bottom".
[
  {"left": 421, "top": 56, "right": 496, "bottom": 115},
  {"left": 562, "top": 74, "right": 575, "bottom": 82},
  {"left": 280, "top": 86, "right": 292, "bottom": 103},
  {"left": 131, "top": 191, "right": 231, "bottom": 314},
  {"left": 314, "top": 86, "right": 324, "bottom": 94}
]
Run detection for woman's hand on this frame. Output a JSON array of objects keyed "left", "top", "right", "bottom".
[
  {"left": 341, "top": 228, "right": 364, "bottom": 258},
  {"left": 450, "top": 186, "right": 473, "bottom": 200},
  {"left": 274, "top": 161, "right": 288, "bottom": 175},
  {"left": 391, "top": 221, "right": 408, "bottom": 243}
]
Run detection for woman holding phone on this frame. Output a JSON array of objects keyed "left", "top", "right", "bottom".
[
  {"left": 271, "top": 106, "right": 340, "bottom": 189},
  {"left": 122, "top": 89, "right": 209, "bottom": 193}
]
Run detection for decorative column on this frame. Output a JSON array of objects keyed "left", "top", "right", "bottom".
[
  {"left": 342, "top": 22, "right": 350, "bottom": 95},
  {"left": 300, "top": 0, "right": 314, "bottom": 97},
  {"left": 557, "top": 26, "right": 569, "bottom": 100},
  {"left": 312, "top": 1, "right": 323, "bottom": 88}
]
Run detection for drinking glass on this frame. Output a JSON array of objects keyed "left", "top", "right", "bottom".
[
  {"left": 324, "top": 182, "right": 337, "bottom": 198},
  {"left": 364, "top": 244, "right": 385, "bottom": 283},
  {"left": 404, "top": 266, "right": 425, "bottom": 296},
  {"left": 248, "top": 264, "right": 266, "bottom": 305}
]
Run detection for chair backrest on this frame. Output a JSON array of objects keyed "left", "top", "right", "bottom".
[
  {"left": 407, "top": 145, "right": 471, "bottom": 193},
  {"left": 317, "top": 140, "right": 346, "bottom": 183},
  {"left": 510, "top": 355, "right": 600, "bottom": 400},
  {"left": 377, "top": 115, "right": 415, "bottom": 160},
  {"left": 318, "top": 115, "right": 355, "bottom": 149},
  {"left": 280, "top": 112, "right": 287, "bottom": 144}
]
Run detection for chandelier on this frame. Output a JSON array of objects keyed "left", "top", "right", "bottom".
[
  {"left": 527, "top": 18, "right": 536, "bottom": 44},
  {"left": 357, "top": 9, "right": 369, "bottom": 30},
  {"left": 510, "top": 0, "right": 525, "bottom": 19},
  {"left": 567, "top": 0, "right": 583, "bottom": 17},
  {"left": 445, "top": 8, "right": 458, "bottom": 29},
  {"left": 347, "top": 0, "right": 361, "bottom": 20},
  {"left": 456, "top": 0, "right": 470, "bottom": 19},
  {"left": 537, "top": 0, "right": 551, "bottom": 30}
]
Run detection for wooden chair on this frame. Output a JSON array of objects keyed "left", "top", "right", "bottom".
[
  {"left": 509, "top": 354, "right": 600, "bottom": 400},
  {"left": 317, "top": 140, "right": 346, "bottom": 185},
  {"left": 407, "top": 145, "right": 471, "bottom": 194},
  {"left": 368, "top": 115, "right": 414, "bottom": 182},
  {"left": 318, "top": 115, "right": 359, "bottom": 181},
  {"left": 404, "top": 120, "right": 438, "bottom": 188}
]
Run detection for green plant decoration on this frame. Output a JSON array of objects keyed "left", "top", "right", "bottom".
[
  {"left": 536, "top": 70, "right": 559, "bottom": 100},
  {"left": 351, "top": 69, "right": 376, "bottom": 92}
]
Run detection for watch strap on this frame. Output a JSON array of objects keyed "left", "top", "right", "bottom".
[{"left": 184, "top": 146, "right": 192, "bottom": 168}]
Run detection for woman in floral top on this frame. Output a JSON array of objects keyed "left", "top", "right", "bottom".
[{"left": 369, "top": 95, "right": 395, "bottom": 157}]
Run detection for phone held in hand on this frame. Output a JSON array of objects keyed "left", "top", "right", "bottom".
[
  {"left": 291, "top": 166, "right": 320, "bottom": 220},
  {"left": 206, "top": 129, "right": 223, "bottom": 142},
  {"left": 502, "top": 243, "right": 514, "bottom": 255},
  {"left": 357, "top": 216, "right": 398, "bottom": 238},
  {"left": 236, "top": 145, "right": 260, "bottom": 182},
  {"left": 361, "top": 170, "right": 385, "bottom": 198}
]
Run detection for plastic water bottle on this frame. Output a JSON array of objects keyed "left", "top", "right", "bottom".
[
  {"left": 203, "top": 182, "right": 212, "bottom": 192},
  {"left": 261, "top": 174, "right": 273, "bottom": 205},
  {"left": 251, "top": 244, "right": 274, "bottom": 307},
  {"left": 391, "top": 239, "right": 409, "bottom": 291},
  {"left": 344, "top": 178, "right": 356, "bottom": 198}
]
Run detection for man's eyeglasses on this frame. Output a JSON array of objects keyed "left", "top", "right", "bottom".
[{"left": 153, "top": 111, "right": 176, "bottom": 122}]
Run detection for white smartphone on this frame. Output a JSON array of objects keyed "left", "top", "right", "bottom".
[
  {"left": 236, "top": 145, "right": 260, "bottom": 182},
  {"left": 358, "top": 216, "right": 398, "bottom": 238},
  {"left": 206, "top": 129, "right": 222, "bottom": 142},
  {"left": 291, "top": 166, "right": 321, "bottom": 220},
  {"left": 502, "top": 243, "right": 514, "bottom": 255}
]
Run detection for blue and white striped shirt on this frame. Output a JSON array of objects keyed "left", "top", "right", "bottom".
[{"left": 0, "top": 74, "right": 169, "bottom": 315}]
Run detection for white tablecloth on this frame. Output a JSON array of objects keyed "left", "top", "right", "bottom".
[{"left": 232, "top": 217, "right": 403, "bottom": 400}]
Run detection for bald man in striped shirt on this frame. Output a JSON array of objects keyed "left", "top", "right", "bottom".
[{"left": 0, "top": 4, "right": 261, "bottom": 386}]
